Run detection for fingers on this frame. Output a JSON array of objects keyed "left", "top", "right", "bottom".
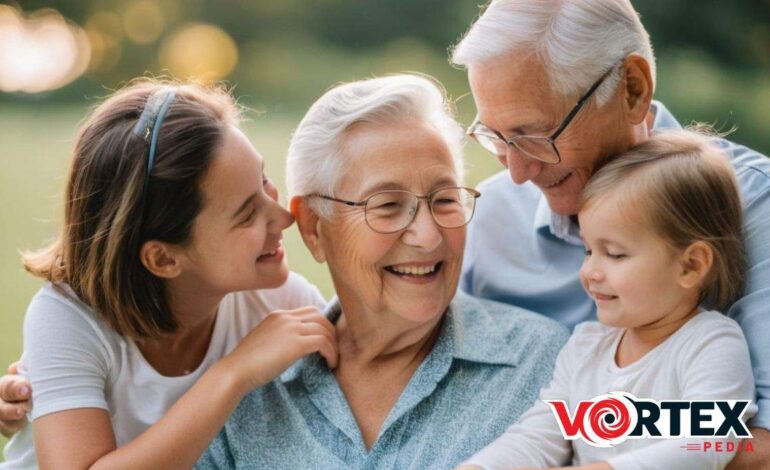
[
  {"left": 0, "top": 400, "right": 29, "bottom": 422},
  {"left": 7, "top": 361, "right": 20, "bottom": 375},
  {"left": 273, "top": 307, "right": 337, "bottom": 340},
  {"left": 301, "top": 335, "right": 339, "bottom": 370},
  {"left": 0, "top": 374, "right": 31, "bottom": 404},
  {"left": 0, "top": 414, "right": 28, "bottom": 438}
]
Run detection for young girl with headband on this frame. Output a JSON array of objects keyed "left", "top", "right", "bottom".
[
  {"left": 459, "top": 130, "right": 756, "bottom": 470},
  {"left": 2, "top": 81, "right": 336, "bottom": 469}
]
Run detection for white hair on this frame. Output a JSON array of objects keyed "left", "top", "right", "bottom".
[
  {"left": 286, "top": 74, "right": 465, "bottom": 217},
  {"left": 451, "top": 0, "right": 656, "bottom": 106}
]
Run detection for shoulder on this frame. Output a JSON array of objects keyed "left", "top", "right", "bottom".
[
  {"left": 672, "top": 311, "right": 749, "bottom": 362},
  {"left": 713, "top": 136, "right": 770, "bottom": 205},
  {"left": 24, "top": 282, "right": 119, "bottom": 347},
  {"left": 451, "top": 291, "right": 570, "bottom": 366}
]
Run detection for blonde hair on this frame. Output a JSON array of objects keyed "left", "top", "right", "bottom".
[
  {"left": 23, "top": 79, "right": 241, "bottom": 339},
  {"left": 580, "top": 129, "right": 745, "bottom": 311}
]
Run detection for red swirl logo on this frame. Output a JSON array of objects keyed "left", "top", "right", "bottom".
[
  {"left": 546, "top": 392, "right": 638, "bottom": 447},
  {"left": 589, "top": 397, "right": 632, "bottom": 442}
]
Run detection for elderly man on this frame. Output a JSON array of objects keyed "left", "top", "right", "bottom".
[{"left": 451, "top": 0, "right": 770, "bottom": 468}]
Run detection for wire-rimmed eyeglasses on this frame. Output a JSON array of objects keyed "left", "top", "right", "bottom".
[{"left": 308, "top": 186, "right": 481, "bottom": 234}]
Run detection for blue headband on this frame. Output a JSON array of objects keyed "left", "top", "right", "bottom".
[{"left": 133, "top": 88, "right": 177, "bottom": 202}]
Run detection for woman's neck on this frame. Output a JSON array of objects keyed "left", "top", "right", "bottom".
[
  {"left": 135, "top": 281, "right": 224, "bottom": 376},
  {"left": 335, "top": 307, "right": 444, "bottom": 367},
  {"left": 332, "top": 305, "right": 445, "bottom": 450}
]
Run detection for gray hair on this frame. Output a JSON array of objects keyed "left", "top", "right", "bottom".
[
  {"left": 451, "top": 0, "right": 656, "bottom": 106},
  {"left": 286, "top": 74, "right": 465, "bottom": 217}
]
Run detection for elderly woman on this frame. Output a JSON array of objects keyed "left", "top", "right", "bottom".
[{"left": 196, "top": 74, "right": 568, "bottom": 469}]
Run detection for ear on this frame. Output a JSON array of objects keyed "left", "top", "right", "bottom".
[
  {"left": 140, "top": 240, "right": 183, "bottom": 279},
  {"left": 677, "top": 241, "right": 714, "bottom": 290},
  {"left": 621, "top": 54, "right": 654, "bottom": 125},
  {"left": 290, "top": 196, "right": 327, "bottom": 263}
]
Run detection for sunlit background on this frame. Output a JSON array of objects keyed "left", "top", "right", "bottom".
[{"left": 1, "top": 0, "right": 769, "bottom": 455}]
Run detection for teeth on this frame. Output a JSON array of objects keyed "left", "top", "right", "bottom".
[{"left": 390, "top": 264, "right": 437, "bottom": 276}]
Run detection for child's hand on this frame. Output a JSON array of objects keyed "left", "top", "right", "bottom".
[{"left": 222, "top": 306, "right": 338, "bottom": 393}]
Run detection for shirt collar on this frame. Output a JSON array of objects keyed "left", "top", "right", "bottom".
[
  {"left": 534, "top": 194, "right": 583, "bottom": 245},
  {"left": 650, "top": 100, "right": 683, "bottom": 131},
  {"left": 281, "top": 291, "right": 520, "bottom": 386}
]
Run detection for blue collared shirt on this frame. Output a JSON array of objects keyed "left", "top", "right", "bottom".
[
  {"left": 196, "top": 291, "right": 568, "bottom": 469},
  {"left": 461, "top": 101, "right": 770, "bottom": 430}
]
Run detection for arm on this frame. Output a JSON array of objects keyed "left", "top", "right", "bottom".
[
  {"left": 728, "top": 160, "right": 770, "bottom": 432},
  {"left": 718, "top": 160, "right": 770, "bottom": 469},
  {"left": 34, "top": 307, "right": 338, "bottom": 470},
  {"left": 604, "top": 322, "right": 755, "bottom": 470},
  {"left": 460, "top": 338, "right": 576, "bottom": 470},
  {"left": 0, "top": 361, "right": 32, "bottom": 438}
]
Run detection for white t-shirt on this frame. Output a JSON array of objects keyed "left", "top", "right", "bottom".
[
  {"left": 464, "top": 311, "right": 757, "bottom": 470},
  {"left": 1, "top": 272, "right": 325, "bottom": 469}
]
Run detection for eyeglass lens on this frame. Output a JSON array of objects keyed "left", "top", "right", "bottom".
[{"left": 364, "top": 188, "right": 476, "bottom": 233}]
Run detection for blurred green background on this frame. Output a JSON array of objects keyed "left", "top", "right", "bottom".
[{"left": 1, "top": 0, "right": 769, "bottom": 456}]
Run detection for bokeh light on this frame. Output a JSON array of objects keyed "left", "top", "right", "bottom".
[
  {"left": 158, "top": 23, "right": 238, "bottom": 82},
  {"left": 84, "top": 11, "right": 123, "bottom": 73},
  {"left": 0, "top": 5, "right": 91, "bottom": 93},
  {"left": 123, "top": 0, "right": 165, "bottom": 45}
]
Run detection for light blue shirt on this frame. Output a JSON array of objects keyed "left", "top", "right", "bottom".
[
  {"left": 461, "top": 101, "right": 770, "bottom": 430},
  {"left": 196, "top": 291, "right": 568, "bottom": 469}
]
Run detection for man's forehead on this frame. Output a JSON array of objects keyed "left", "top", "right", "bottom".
[{"left": 468, "top": 56, "right": 563, "bottom": 132}]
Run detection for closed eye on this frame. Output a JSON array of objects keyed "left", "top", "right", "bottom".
[{"left": 240, "top": 208, "right": 258, "bottom": 225}]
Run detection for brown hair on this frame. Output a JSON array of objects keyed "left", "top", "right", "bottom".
[
  {"left": 580, "top": 129, "right": 745, "bottom": 312},
  {"left": 23, "top": 79, "right": 241, "bottom": 339}
]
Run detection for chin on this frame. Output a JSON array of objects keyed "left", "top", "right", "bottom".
[
  {"left": 395, "top": 295, "right": 449, "bottom": 324},
  {"left": 255, "top": 262, "right": 291, "bottom": 289},
  {"left": 544, "top": 193, "right": 580, "bottom": 216},
  {"left": 596, "top": 309, "right": 623, "bottom": 328}
]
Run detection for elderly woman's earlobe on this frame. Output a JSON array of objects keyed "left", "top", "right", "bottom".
[{"left": 290, "top": 196, "right": 327, "bottom": 263}]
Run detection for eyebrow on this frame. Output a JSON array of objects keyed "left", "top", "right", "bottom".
[
  {"left": 232, "top": 194, "right": 257, "bottom": 219},
  {"left": 359, "top": 175, "right": 459, "bottom": 196}
]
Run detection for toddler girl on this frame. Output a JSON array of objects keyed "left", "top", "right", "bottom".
[{"left": 461, "top": 130, "right": 756, "bottom": 470}]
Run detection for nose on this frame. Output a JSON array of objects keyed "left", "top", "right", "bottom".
[
  {"left": 267, "top": 200, "right": 294, "bottom": 234},
  {"left": 505, "top": 145, "right": 544, "bottom": 185},
  {"left": 401, "top": 200, "right": 442, "bottom": 252},
  {"left": 579, "top": 255, "right": 604, "bottom": 283}
]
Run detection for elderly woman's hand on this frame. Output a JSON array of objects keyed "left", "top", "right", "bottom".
[
  {"left": 0, "top": 361, "right": 32, "bottom": 438},
  {"left": 220, "top": 306, "right": 339, "bottom": 394}
]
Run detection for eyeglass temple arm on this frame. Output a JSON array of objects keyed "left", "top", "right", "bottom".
[{"left": 550, "top": 67, "right": 615, "bottom": 141}]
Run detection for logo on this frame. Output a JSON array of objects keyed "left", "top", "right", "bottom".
[{"left": 545, "top": 392, "right": 753, "bottom": 448}]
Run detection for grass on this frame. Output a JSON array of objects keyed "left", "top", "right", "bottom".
[{"left": 0, "top": 103, "right": 500, "bottom": 457}]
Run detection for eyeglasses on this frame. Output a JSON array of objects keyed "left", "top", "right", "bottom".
[
  {"left": 309, "top": 186, "right": 481, "bottom": 234},
  {"left": 467, "top": 63, "right": 618, "bottom": 165}
]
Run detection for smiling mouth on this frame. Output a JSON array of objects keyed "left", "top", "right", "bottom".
[
  {"left": 257, "top": 244, "right": 284, "bottom": 263},
  {"left": 541, "top": 172, "right": 573, "bottom": 189},
  {"left": 384, "top": 262, "right": 443, "bottom": 278},
  {"left": 592, "top": 292, "right": 618, "bottom": 301}
]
